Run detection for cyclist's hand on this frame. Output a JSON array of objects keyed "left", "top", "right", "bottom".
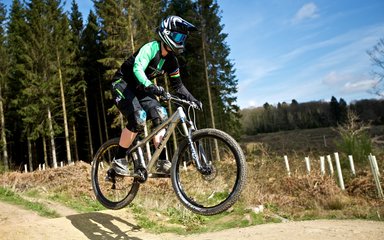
[
  {"left": 145, "top": 84, "right": 165, "bottom": 96},
  {"left": 192, "top": 100, "right": 203, "bottom": 110},
  {"left": 161, "top": 92, "right": 171, "bottom": 101}
]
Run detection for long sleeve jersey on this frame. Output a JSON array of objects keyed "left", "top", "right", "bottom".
[{"left": 114, "top": 41, "right": 198, "bottom": 102}]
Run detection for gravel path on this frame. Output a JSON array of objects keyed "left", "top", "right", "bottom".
[{"left": 1, "top": 201, "right": 383, "bottom": 240}]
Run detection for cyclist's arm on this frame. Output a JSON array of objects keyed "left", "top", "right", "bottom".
[
  {"left": 133, "top": 42, "right": 159, "bottom": 87},
  {"left": 168, "top": 67, "right": 199, "bottom": 103}
]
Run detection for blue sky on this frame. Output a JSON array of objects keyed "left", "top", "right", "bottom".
[
  {"left": 3, "top": 0, "right": 384, "bottom": 109},
  {"left": 219, "top": 0, "right": 384, "bottom": 108}
]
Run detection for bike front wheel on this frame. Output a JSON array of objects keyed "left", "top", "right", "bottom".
[
  {"left": 91, "top": 138, "right": 140, "bottom": 209},
  {"left": 171, "top": 128, "right": 247, "bottom": 215}
]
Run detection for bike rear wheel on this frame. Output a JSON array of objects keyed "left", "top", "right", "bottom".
[
  {"left": 171, "top": 128, "right": 247, "bottom": 215},
  {"left": 91, "top": 138, "right": 140, "bottom": 209}
]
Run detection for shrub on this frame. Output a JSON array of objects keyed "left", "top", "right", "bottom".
[{"left": 335, "top": 110, "right": 372, "bottom": 165}]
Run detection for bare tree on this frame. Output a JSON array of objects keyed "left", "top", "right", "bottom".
[{"left": 367, "top": 38, "right": 384, "bottom": 98}]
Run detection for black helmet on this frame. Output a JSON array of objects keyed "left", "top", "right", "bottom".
[{"left": 157, "top": 16, "right": 197, "bottom": 54}]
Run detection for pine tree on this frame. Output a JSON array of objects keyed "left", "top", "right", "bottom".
[
  {"left": 81, "top": 11, "right": 104, "bottom": 159},
  {"left": 330, "top": 96, "right": 340, "bottom": 126},
  {"left": 6, "top": 0, "right": 28, "bottom": 169},
  {"left": 46, "top": 0, "right": 75, "bottom": 164},
  {"left": 20, "top": 0, "right": 58, "bottom": 169},
  {"left": 0, "top": 2, "right": 9, "bottom": 170},
  {"left": 16, "top": 0, "right": 74, "bottom": 169},
  {"left": 92, "top": 0, "right": 129, "bottom": 144},
  {"left": 68, "top": 0, "right": 85, "bottom": 161},
  {"left": 196, "top": 0, "right": 241, "bottom": 137}
]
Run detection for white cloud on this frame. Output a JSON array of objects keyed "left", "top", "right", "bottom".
[
  {"left": 237, "top": 59, "right": 279, "bottom": 91},
  {"left": 342, "top": 79, "right": 378, "bottom": 93},
  {"left": 292, "top": 2, "right": 319, "bottom": 24},
  {"left": 322, "top": 71, "right": 377, "bottom": 93},
  {"left": 322, "top": 71, "right": 353, "bottom": 86}
]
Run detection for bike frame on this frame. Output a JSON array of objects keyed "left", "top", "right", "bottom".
[{"left": 128, "top": 105, "right": 196, "bottom": 174}]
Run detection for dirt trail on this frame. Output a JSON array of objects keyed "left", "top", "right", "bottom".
[{"left": 0, "top": 201, "right": 383, "bottom": 240}]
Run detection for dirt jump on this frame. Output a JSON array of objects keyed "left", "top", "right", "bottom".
[{"left": 1, "top": 201, "right": 383, "bottom": 240}]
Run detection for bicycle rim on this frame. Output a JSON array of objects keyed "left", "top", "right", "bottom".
[
  {"left": 91, "top": 138, "right": 140, "bottom": 209},
  {"left": 172, "top": 129, "right": 246, "bottom": 215}
]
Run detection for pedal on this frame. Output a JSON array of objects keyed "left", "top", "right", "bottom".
[{"left": 133, "top": 168, "right": 147, "bottom": 183}]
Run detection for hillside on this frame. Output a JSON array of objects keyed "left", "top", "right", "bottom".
[{"left": 241, "top": 125, "right": 384, "bottom": 156}]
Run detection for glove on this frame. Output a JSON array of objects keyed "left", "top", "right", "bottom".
[
  {"left": 192, "top": 100, "right": 203, "bottom": 110},
  {"left": 145, "top": 84, "right": 165, "bottom": 96}
]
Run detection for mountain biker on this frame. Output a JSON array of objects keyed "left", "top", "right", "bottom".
[{"left": 109, "top": 16, "right": 202, "bottom": 177}]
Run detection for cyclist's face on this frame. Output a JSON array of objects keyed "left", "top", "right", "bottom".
[{"left": 161, "top": 42, "right": 172, "bottom": 56}]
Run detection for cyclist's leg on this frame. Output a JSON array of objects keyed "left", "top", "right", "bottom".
[
  {"left": 110, "top": 86, "right": 146, "bottom": 176},
  {"left": 114, "top": 86, "right": 146, "bottom": 157},
  {"left": 138, "top": 93, "right": 168, "bottom": 145},
  {"left": 138, "top": 93, "right": 170, "bottom": 172}
]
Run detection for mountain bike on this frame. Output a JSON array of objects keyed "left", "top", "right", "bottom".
[{"left": 91, "top": 95, "right": 247, "bottom": 215}]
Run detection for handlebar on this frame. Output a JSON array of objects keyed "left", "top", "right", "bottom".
[{"left": 161, "top": 93, "right": 201, "bottom": 110}]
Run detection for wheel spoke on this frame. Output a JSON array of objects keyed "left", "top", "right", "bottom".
[
  {"left": 173, "top": 129, "right": 246, "bottom": 215},
  {"left": 91, "top": 138, "right": 140, "bottom": 209}
]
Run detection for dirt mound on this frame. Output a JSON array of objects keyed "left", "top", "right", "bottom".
[{"left": 0, "top": 161, "right": 93, "bottom": 198}]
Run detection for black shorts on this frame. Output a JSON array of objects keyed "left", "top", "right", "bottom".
[{"left": 112, "top": 80, "right": 168, "bottom": 132}]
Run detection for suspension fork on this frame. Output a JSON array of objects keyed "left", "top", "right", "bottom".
[{"left": 180, "top": 117, "right": 208, "bottom": 173}]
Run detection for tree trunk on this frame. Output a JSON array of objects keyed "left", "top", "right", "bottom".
[
  {"left": 95, "top": 95, "right": 103, "bottom": 146},
  {"left": 99, "top": 78, "right": 108, "bottom": 141},
  {"left": 201, "top": 14, "right": 220, "bottom": 161},
  {"left": 72, "top": 123, "right": 79, "bottom": 162},
  {"left": 0, "top": 85, "right": 8, "bottom": 171},
  {"left": 27, "top": 137, "right": 32, "bottom": 172},
  {"left": 201, "top": 24, "right": 215, "bottom": 129},
  {"left": 57, "top": 51, "right": 72, "bottom": 164},
  {"left": 83, "top": 86, "right": 94, "bottom": 159},
  {"left": 47, "top": 106, "right": 58, "bottom": 168},
  {"left": 43, "top": 135, "right": 48, "bottom": 168},
  {"left": 128, "top": 5, "right": 135, "bottom": 53}
]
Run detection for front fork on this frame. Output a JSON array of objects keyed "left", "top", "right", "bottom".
[{"left": 182, "top": 120, "right": 212, "bottom": 175}]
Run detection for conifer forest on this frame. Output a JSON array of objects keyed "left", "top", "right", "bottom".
[
  {"left": 0, "top": 0, "right": 383, "bottom": 171},
  {"left": 0, "top": 0, "right": 241, "bottom": 171}
]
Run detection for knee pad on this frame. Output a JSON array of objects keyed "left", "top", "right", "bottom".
[
  {"left": 152, "top": 106, "right": 168, "bottom": 127},
  {"left": 127, "top": 110, "right": 147, "bottom": 132}
]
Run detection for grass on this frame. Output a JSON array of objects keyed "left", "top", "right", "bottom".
[
  {"left": 0, "top": 186, "right": 60, "bottom": 218},
  {"left": 128, "top": 200, "right": 274, "bottom": 235},
  {"left": 48, "top": 192, "right": 105, "bottom": 213}
]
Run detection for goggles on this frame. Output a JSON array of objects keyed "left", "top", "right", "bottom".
[{"left": 170, "top": 31, "right": 187, "bottom": 44}]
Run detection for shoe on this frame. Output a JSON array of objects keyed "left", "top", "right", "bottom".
[
  {"left": 156, "top": 159, "right": 172, "bottom": 174},
  {"left": 111, "top": 157, "right": 130, "bottom": 176}
]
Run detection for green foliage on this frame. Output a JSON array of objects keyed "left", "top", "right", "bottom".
[
  {"left": 0, "top": 187, "right": 60, "bottom": 218},
  {"left": 335, "top": 110, "right": 372, "bottom": 164},
  {"left": 48, "top": 192, "right": 105, "bottom": 212}
]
